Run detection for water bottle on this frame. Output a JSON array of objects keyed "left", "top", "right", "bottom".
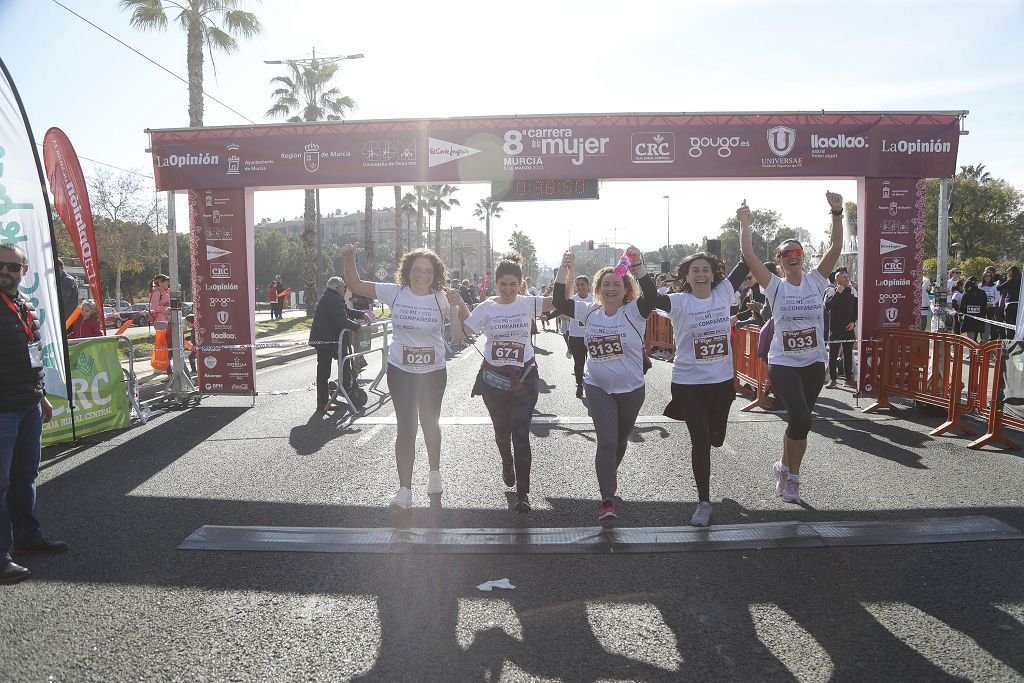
[{"left": 613, "top": 250, "right": 636, "bottom": 278}]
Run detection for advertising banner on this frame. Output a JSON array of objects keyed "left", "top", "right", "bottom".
[
  {"left": 189, "top": 188, "right": 256, "bottom": 395},
  {"left": 42, "top": 127, "right": 105, "bottom": 319},
  {"left": 0, "top": 58, "right": 69, "bottom": 399},
  {"left": 857, "top": 177, "right": 926, "bottom": 394},
  {"left": 42, "top": 336, "right": 131, "bottom": 445},
  {"left": 149, "top": 113, "right": 962, "bottom": 191}
]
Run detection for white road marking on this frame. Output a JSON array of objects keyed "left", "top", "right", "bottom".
[
  {"left": 863, "top": 601, "right": 1019, "bottom": 680},
  {"left": 585, "top": 601, "right": 682, "bottom": 672},
  {"left": 347, "top": 414, "right": 897, "bottom": 426},
  {"left": 356, "top": 424, "right": 384, "bottom": 445},
  {"left": 749, "top": 602, "right": 833, "bottom": 683},
  {"left": 456, "top": 597, "right": 523, "bottom": 650},
  {"left": 995, "top": 603, "right": 1024, "bottom": 627}
]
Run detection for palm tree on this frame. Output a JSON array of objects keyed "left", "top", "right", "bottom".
[
  {"left": 363, "top": 187, "right": 375, "bottom": 276},
  {"left": 427, "top": 184, "right": 460, "bottom": 255},
  {"left": 473, "top": 197, "right": 503, "bottom": 278},
  {"left": 400, "top": 193, "right": 418, "bottom": 253},
  {"left": 121, "top": 0, "right": 261, "bottom": 127},
  {"left": 960, "top": 164, "right": 992, "bottom": 183},
  {"left": 407, "top": 187, "right": 431, "bottom": 248},
  {"left": 266, "top": 58, "right": 355, "bottom": 314},
  {"left": 393, "top": 186, "right": 403, "bottom": 266}
]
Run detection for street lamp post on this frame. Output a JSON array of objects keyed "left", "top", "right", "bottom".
[
  {"left": 263, "top": 48, "right": 364, "bottom": 295},
  {"left": 662, "top": 195, "right": 670, "bottom": 258}
]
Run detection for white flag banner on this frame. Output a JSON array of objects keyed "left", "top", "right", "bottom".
[
  {"left": 1017, "top": 291, "right": 1023, "bottom": 341},
  {"left": 0, "top": 59, "right": 67, "bottom": 398}
]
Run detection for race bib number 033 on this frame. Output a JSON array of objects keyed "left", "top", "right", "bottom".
[
  {"left": 781, "top": 327, "right": 818, "bottom": 354},
  {"left": 491, "top": 340, "right": 525, "bottom": 364},
  {"left": 587, "top": 334, "right": 624, "bottom": 362},
  {"left": 403, "top": 346, "right": 436, "bottom": 367},
  {"left": 693, "top": 334, "right": 728, "bottom": 363}
]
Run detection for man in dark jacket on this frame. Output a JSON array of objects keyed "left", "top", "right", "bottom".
[
  {"left": 0, "top": 243, "right": 67, "bottom": 585},
  {"left": 309, "top": 276, "right": 362, "bottom": 413},
  {"left": 56, "top": 258, "right": 78, "bottom": 321},
  {"left": 824, "top": 268, "right": 858, "bottom": 388}
]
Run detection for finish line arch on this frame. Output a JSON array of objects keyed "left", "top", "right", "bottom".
[{"left": 147, "top": 110, "right": 965, "bottom": 396}]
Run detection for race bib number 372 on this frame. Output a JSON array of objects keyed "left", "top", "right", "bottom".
[
  {"left": 403, "top": 346, "right": 436, "bottom": 367},
  {"left": 693, "top": 334, "right": 728, "bottom": 363},
  {"left": 781, "top": 327, "right": 818, "bottom": 354},
  {"left": 587, "top": 334, "right": 624, "bottom": 362}
]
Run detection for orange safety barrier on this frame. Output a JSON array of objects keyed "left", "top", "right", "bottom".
[
  {"left": 643, "top": 313, "right": 675, "bottom": 355},
  {"left": 731, "top": 324, "right": 772, "bottom": 411},
  {"left": 862, "top": 329, "right": 977, "bottom": 437},
  {"left": 968, "top": 341, "right": 1022, "bottom": 450}
]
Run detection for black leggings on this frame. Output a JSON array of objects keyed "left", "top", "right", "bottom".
[
  {"left": 387, "top": 364, "right": 447, "bottom": 488},
  {"left": 479, "top": 376, "right": 540, "bottom": 494},
  {"left": 671, "top": 380, "right": 735, "bottom": 502},
  {"left": 767, "top": 363, "right": 825, "bottom": 440},
  {"left": 567, "top": 335, "right": 587, "bottom": 387}
]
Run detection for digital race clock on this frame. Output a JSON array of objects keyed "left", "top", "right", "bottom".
[{"left": 490, "top": 179, "right": 600, "bottom": 202}]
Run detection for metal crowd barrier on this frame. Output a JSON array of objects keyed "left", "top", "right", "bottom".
[
  {"left": 331, "top": 319, "right": 392, "bottom": 418},
  {"left": 862, "top": 329, "right": 977, "bottom": 438},
  {"left": 968, "top": 341, "right": 1024, "bottom": 450}
]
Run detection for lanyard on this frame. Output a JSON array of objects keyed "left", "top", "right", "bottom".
[{"left": 0, "top": 290, "right": 35, "bottom": 342}]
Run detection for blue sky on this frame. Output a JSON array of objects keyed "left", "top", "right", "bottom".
[{"left": 2, "top": 0, "right": 1022, "bottom": 266}]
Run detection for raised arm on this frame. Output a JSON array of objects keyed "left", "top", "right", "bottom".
[
  {"left": 817, "top": 192, "right": 845, "bottom": 278},
  {"left": 552, "top": 250, "right": 576, "bottom": 317},
  {"left": 341, "top": 243, "right": 377, "bottom": 299},
  {"left": 739, "top": 201, "right": 773, "bottom": 288}
]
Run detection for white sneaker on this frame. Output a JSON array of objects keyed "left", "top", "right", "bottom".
[
  {"left": 691, "top": 501, "right": 712, "bottom": 527},
  {"left": 782, "top": 474, "right": 801, "bottom": 503},
  {"left": 427, "top": 470, "right": 443, "bottom": 495},
  {"left": 390, "top": 486, "right": 413, "bottom": 508},
  {"left": 772, "top": 461, "right": 789, "bottom": 497}
]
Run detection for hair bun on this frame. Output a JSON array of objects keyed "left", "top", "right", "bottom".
[{"left": 501, "top": 251, "right": 523, "bottom": 264}]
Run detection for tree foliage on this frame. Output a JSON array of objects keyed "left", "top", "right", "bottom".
[
  {"left": 716, "top": 208, "right": 786, "bottom": 265},
  {"left": 507, "top": 231, "right": 538, "bottom": 279}
]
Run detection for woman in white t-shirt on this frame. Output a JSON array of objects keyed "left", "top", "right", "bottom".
[
  {"left": 740, "top": 193, "right": 845, "bottom": 504},
  {"left": 343, "top": 244, "right": 459, "bottom": 509},
  {"left": 552, "top": 246, "right": 653, "bottom": 523},
  {"left": 450, "top": 252, "right": 557, "bottom": 513},
  {"left": 649, "top": 252, "right": 750, "bottom": 526}
]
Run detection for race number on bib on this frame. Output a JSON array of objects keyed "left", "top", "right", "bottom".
[
  {"left": 965, "top": 305, "right": 982, "bottom": 315},
  {"left": 781, "top": 327, "right": 818, "bottom": 354},
  {"left": 403, "top": 346, "right": 436, "bottom": 367},
  {"left": 490, "top": 340, "right": 525, "bottom": 365},
  {"left": 587, "top": 334, "right": 624, "bottom": 362},
  {"left": 693, "top": 334, "right": 728, "bottom": 363}
]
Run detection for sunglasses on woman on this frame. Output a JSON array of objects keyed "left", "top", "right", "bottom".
[{"left": 778, "top": 247, "right": 804, "bottom": 259}]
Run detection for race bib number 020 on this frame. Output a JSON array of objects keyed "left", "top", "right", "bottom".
[
  {"left": 587, "top": 334, "right": 624, "bottom": 362},
  {"left": 781, "top": 327, "right": 818, "bottom": 354},
  {"left": 403, "top": 346, "right": 436, "bottom": 367},
  {"left": 693, "top": 334, "right": 728, "bottom": 363},
  {"left": 491, "top": 340, "right": 525, "bottom": 364}
]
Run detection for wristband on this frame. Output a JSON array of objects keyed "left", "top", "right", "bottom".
[{"left": 830, "top": 209, "right": 843, "bottom": 216}]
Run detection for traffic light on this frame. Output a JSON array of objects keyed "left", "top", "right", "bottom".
[
  {"left": 705, "top": 239, "right": 721, "bottom": 259},
  {"left": 588, "top": 240, "right": 594, "bottom": 250}
]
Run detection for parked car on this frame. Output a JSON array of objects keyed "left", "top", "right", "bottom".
[
  {"left": 102, "top": 306, "right": 121, "bottom": 328},
  {"left": 104, "top": 298, "right": 131, "bottom": 311},
  {"left": 119, "top": 303, "right": 152, "bottom": 327},
  {"left": 182, "top": 301, "right": 193, "bottom": 316}
]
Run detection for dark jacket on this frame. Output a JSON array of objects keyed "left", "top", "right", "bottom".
[
  {"left": 309, "top": 288, "right": 361, "bottom": 358},
  {"left": 824, "top": 286, "right": 857, "bottom": 339},
  {"left": 736, "top": 283, "right": 770, "bottom": 323},
  {"left": 959, "top": 288, "right": 988, "bottom": 334},
  {"left": 59, "top": 270, "right": 78, "bottom": 320},
  {"left": 0, "top": 291, "right": 45, "bottom": 412}
]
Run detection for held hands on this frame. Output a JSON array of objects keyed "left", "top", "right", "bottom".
[
  {"left": 826, "top": 191, "right": 844, "bottom": 213},
  {"left": 736, "top": 200, "right": 752, "bottom": 229},
  {"left": 626, "top": 245, "right": 647, "bottom": 278},
  {"left": 445, "top": 289, "right": 464, "bottom": 307},
  {"left": 561, "top": 250, "right": 575, "bottom": 269}
]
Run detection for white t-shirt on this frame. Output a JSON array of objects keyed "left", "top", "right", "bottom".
[
  {"left": 667, "top": 281, "right": 734, "bottom": 385},
  {"left": 376, "top": 282, "right": 449, "bottom": 373},
  {"left": 464, "top": 295, "right": 544, "bottom": 368},
  {"left": 764, "top": 270, "right": 828, "bottom": 367},
  {"left": 568, "top": 293, "right": 594, "bottom": 337},
  {"left": 574, "top": 298, "right": 648, "bottom": 394},
  {"left": 921, "top": 277, "right": 933, "bottom": 309},
  {"left": 527, "top": 286, "right": 540, "bottom": 297},
  {"left": 980, "top": 284, "right": 999, "bottom": 307}
]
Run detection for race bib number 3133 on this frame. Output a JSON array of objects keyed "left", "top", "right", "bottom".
[
  {"left": 403, "top": 346, "right": 436, "bottom": 367},
  {"left": 587, "top": 334, "right": 624, "bottom": 362}
]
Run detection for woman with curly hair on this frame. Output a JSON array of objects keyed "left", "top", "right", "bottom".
[
  {"left": 552, "top": 246, "right": 654, "bottom": 523},
  {"left": 647, "top": 251, "right": 749, "bottom": 526},
  {"left": 343, "top": 244, "right": 460, "bottom": 509}
]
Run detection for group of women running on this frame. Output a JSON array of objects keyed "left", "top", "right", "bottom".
[{"left": 340, "top": 190, "right": 845, "bottom": 527}]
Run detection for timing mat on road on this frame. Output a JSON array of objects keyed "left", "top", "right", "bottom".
[
  {"left": 179, "top": 515, "right": 1022, "bottom": 555},
  {"left": 346, "top": 414, "right": 896, "bottom": 425}
]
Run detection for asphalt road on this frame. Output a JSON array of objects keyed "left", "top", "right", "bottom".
[{"left": 4, "top": 329, "right": 1024, "bottom": 682}]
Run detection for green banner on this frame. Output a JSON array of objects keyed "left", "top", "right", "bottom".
[{"left": 43, "top": 336, "right": 131, "bottom": 446}]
